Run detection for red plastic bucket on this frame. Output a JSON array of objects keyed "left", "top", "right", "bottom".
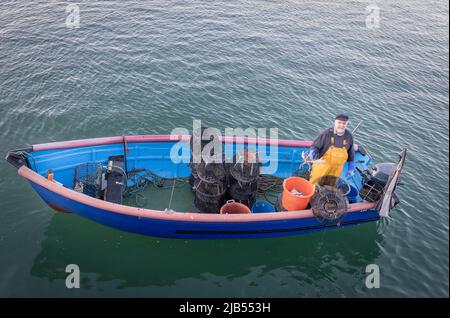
[
  {"left": 220, "top": 200, "right": 251, "bottom": 214},
  {"left": 282, "top": 177, "right": 315, "bottom": 211}
]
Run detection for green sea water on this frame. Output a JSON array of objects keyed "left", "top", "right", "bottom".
[{"left": 0, "top": 0, "right": 448, "bottom": 297}]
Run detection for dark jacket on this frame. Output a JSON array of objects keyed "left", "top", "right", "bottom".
[{"left": 310, "top": 128, "right": 355, "bottom": 162}]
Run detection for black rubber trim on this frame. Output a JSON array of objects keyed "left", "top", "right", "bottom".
[
  {"left": 5, "top": 148, "right": 32, "bottom": 169},
  {"left": 175, "top": 216, "right": 380, "bottom": 235}
]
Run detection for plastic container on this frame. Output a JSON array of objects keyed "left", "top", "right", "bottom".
[
  {"left": 347, "top": 184, "right": 361, "bottom": 203},
  {"left": 336, "top": 178, "right": 351, "bottom": 196},
  {"left": 220, "top": 200, "right": 251, "bottom": 214},
  {"left": 251, "top": 200, "right": 276, "bottom": 213},
  {"left": 281, "top": 177, "right": 315, "bottom": 211}
]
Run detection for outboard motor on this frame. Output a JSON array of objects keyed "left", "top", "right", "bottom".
[
  {"left": 370, "top": 163, "right": 396, "bottom": 186},
  {"left": 359, "top": 162, "right": 396, "bottom": 203},
  {"left": 359, "top": 148, "right": 407, "bottom": 218}
]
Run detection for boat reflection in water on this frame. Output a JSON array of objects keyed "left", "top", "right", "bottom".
[{"left": 30, "top": 211, "right": 382, "bottom": 296}]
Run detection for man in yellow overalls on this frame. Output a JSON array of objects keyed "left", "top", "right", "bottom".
[{"left": 305, "top": 114, "right": 355, "bottom": 185}]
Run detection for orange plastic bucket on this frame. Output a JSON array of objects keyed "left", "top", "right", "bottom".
[
  {"left": 282, "top": 177, "right": 315, "bottom": 211},
  {"left": 220, "top": 200, "right": 251, "bottom": 214}
]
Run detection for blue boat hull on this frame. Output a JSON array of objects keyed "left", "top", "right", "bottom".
[
  {"left": 6, "top": 134, "right": 381, "bottom": 239},
  {"left": 29, "top": 180, "right": 379, "bottom": 239}
]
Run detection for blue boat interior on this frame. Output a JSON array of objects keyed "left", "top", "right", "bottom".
[{"left": 25, "top": 140, "right": 373, "bottom": 211}]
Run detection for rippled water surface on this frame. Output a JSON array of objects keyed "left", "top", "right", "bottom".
[{"left": 0, "top": 0, "right": 448, "bottom": 297}]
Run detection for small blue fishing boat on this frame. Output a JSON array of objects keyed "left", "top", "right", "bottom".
[{"left": 6, "top": 135, "right": 406, "bottom": 239}]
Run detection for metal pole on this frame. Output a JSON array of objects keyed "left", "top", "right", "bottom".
[
  {"left": 352, "top": 120, "right": 363, "bottom": 134},
  {"left": 168, "top": 179, "right": 176, "bottom": 211},
  {"left": 123, "top": 135, "right": 129, "bottom": 177}
]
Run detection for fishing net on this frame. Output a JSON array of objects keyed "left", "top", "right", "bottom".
[
  {"left": 256, "top": 174, "right": 284, "bottom": 205},
  {"left": 123, "top": 168, "right": 188, "bottom": 208},
  {"left": 293, "top": 162, "right": 311, "bottom": 180},
  {"left": 228, "top": 179, "right": 258, "bottom": 201},
  {"left": 274, "top": 193, "right": 287, "bottom": 212}
]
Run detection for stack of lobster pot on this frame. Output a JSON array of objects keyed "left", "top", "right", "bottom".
[
  {"left": 189, "top": 126, "right": 210, "bottom": 188},
  {"left": 226, "top": 149, "right": 261, "bottom": 208},
  {"left": 189, "top": 127, "right": 228, "bottom": 213},
  {"left": 193, "top": 161, "right": 227, "bottom": 213}
]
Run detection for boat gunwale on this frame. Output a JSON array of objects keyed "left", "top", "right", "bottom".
[
  {"left": 16, "top": 135, "right": 375, "bottom": 222},
  {"left": 13, "top": 135, "right": 375, "bottom": 222},
  {"left": 19, "top": 166, "right": 376, "bottom": 222},
  {"left": 31, "top": 134, "right": 360, "bottom": 152}
]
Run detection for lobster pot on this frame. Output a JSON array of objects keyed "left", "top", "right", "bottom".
[
  {"left": 224, "top": 150, "right": 261, "bottom": 207},
  {"left": 229, "top": 150, "right": 261, "bottom": 185},
  {"left": 194, "top": 179, "right": 226, "bottom": 202},
  {"left": 188, "top": 174, "right": 196, "bottom": 188},
  {"left": 193, "top": 178, "right": 227, "bottom": 213},
  {"left": 189, "top": 125, "right": 220, "bottom": 190},
  {"left": 190, "top": 158, "right": 228, "bottom": 213},
  {"left": 226, "top": 178, "right": 258, "bottom": 208},
  {"left": 194, "top": 196, "right": 224, "bottom": 214},
  {"left": 359, "top": 179, "right": 385, "bottom": 202},
  {"left": 189, "top": 126, "right": 219, "bottom": 166},
  {"left": 310, "top": 186, "right": 349, "bottom": 225},
  {"left": 188, "top": 160, "right": 199, "bottom": 188},
  {"left": 73, "top": 162, "right": 103, "bottom": 198},
  {"left": 196, "top": 161, "right": 227, "bottom": 184}
]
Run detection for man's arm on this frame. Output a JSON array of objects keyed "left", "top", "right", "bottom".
[
  {"left": 347, "top": 132, "right": 355, "bottom": 162},
  {"left": 345, "top": 132, "right": 356, "bottom": 179},
  {"left": 309, "top": 130, "right": 327, "bottom": 160}
]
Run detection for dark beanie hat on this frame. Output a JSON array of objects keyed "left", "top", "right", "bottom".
[{"left": 335, "top": 114, "right": 349, "bottom": 121}]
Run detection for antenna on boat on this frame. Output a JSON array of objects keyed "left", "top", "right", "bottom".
[
  {"left": 350, "top": 120, "right": 373, "bottom": 159},
  {"left": 122, "top": 135, "right": 129, "bottom": 178},
  {"left": 352, "top": 120, "right": 363, "bottom": 134}
]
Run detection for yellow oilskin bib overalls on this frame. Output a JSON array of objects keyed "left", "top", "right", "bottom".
[{"left": 309, "top": 130, "right": 348, "bottom": 185}]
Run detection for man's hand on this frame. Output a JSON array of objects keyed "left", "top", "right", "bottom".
[
  {"left": 345, "top": 161, "right": 355, "bottom": 179},
  {"left": 302, "top": 151, "right": 325, "bottom": 165},
  {"left": 302, "top": 150, "right": 316, "bottom": 163}
]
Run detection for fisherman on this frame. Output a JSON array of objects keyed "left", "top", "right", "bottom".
[{"left": 304, "top": 114, "right": 355, "bottom": 185}]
